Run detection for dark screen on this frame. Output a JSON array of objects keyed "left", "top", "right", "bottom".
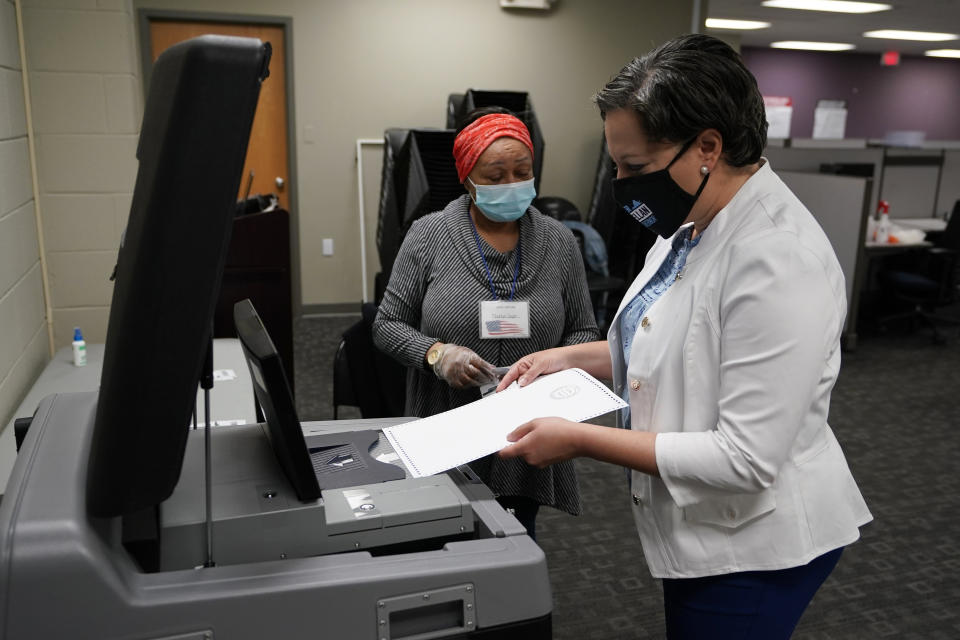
[{"left": 234, "top": 298, "right": 321, "bottom": 501}]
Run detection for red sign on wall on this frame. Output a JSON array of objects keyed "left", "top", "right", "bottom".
[{"left": 763, "top": 95, "right": 793, "bottom": 107}]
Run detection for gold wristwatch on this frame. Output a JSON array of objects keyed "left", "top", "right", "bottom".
[{"left": 426, "top": 344, "right": 444, "bottom": 367}]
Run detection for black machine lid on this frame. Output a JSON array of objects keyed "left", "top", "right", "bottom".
[{"left": 85, "top": 35, "right": 271, "bottom": 518}]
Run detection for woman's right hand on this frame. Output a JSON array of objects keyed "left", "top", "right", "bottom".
[
  {"left": 496, "top": 347, "right": 570, "bottom": 392},
  {"left": 432, "top": 344, "right": 497, "bottom": 389}
]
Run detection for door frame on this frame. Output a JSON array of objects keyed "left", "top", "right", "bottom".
[{"left": 136, "top": 8, "right": 301, "bottom": 317}]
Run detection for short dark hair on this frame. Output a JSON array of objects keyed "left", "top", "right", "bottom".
[{"left": 594, "top": 34, "right": 767, "bottom": 167}]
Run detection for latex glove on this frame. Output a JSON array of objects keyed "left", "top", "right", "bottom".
[{"left": 433, "top": 344, "right": 497, "bottom": 389}]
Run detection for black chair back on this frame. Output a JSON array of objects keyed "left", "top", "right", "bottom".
[
  {"left": 333, "top": 303, "right": 406, "bottom": 419},
  {"left": 938, "top": 200, "right": 960, "bottom": 251}
]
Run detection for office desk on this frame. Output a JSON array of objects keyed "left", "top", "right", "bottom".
[
  {"left": 865, "top": 240, "right": 934, "bottom": 252},
  {"left": 0, "top": 339, "right": 256, "bottom": 495},
  {"left": 892, "top": 218, "right": 948, "bottom": 233}
]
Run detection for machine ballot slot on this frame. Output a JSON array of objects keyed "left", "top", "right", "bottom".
[{"left": 310, "top": 441, "right": 364, "bottom": 474}]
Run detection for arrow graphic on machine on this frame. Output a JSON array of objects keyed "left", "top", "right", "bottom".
[{"left": 328, "top": 454, "right": 355, "bottom": 467}]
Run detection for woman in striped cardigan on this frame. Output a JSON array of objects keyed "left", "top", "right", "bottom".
[{"left": 373, "top": 108, "right": 599, "bottom": 537}]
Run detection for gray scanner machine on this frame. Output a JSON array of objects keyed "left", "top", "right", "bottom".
[{"left": 0, "top": 394, "right": 552, "bottom": 639}]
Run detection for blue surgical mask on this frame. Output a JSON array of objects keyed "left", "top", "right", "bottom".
[{"left": 468, "top": 177, "right": 536, "bottom": 222}]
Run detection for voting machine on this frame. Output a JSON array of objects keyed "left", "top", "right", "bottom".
[{"left": 0, "top": 35, "right": 551, "bottom": 639}]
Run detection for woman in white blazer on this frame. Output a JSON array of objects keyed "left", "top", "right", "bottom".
[{"left": 497, "top": 34, "right": 872, "bottom": 639}]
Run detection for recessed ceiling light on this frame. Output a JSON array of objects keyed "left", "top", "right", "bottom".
[
  {"left": 761, "top": 0, "right": 891, "bottom": 13},
  {"left": 863, "top": 30, "right": 958, "bottom": 42},
  {"left": 771, "top": 41, "right": 857, "bottom": 51},
  {"left": 925, "top": 49, "right": 960, "bottom": 58},
  {"left": 706, "top": 18, "right": 772, "bottom": 30}
]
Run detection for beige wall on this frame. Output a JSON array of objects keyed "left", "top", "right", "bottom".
[
  {"left": 20, "top": 0, "right": 139, "bottom": 348},
  {"left": 0, "top": 0, "right": 48, "bottom": 430},
  {"left": 134, "top": 0, "right": 693, "bottom": 307},
  {"left": 11, "top": 0, "right": 694, "bottom": 342}
]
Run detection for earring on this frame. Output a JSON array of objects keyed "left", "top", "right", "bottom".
[{"left": 700, "top": 165, "right": 710, "bottom": 176}]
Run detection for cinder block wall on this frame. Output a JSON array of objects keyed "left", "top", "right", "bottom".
[
  {"left": 21, "top": 0, "right": 140, "bottom": 347},
  {"left": 0, "top": 0, "right": 48, "bottom": 430}
]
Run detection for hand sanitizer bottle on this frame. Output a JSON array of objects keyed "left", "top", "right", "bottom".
[
  {"left": 72, "top": 327, "right": 87, "bottom": 367},
  {"left": 875, "top": 200, "right": 891, "bottom": 244}
]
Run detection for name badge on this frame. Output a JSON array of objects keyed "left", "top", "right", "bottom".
[{"left": 480, "top": 300, "right": 530, "bottom": 339}]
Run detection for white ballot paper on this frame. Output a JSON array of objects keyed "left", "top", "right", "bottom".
[{"left": 383, "top": 368, "right": 627, "bottom": 478}]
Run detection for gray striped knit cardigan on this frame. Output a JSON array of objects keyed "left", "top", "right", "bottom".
[{"left": 373, "top": 194, "right": 599, "bottom": 515}]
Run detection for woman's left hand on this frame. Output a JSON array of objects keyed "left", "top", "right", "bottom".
[{"left": 499, "top": 417, "right": 585, "bottom": 468}]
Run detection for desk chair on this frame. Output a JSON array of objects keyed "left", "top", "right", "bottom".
[
  {"left": 534, "top": 196, "right": 581, "bottom": 222},
  {"left": 567, "top": 225, "right": 624, "bottom": 333},
  {"left": 877, "top": 202, "right": 960, "bottom": 342},
  {"left": 331, "top": 340, "right": 359, "bottom": 419},
  {"left": 570, "top": 226, "right": 624, "bottom": 333},
  {"left": 536, "top": 197, "right": 625, "bottom": 332}
]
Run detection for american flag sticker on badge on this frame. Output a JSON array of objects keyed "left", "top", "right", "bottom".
[{"left": 485, "top": 320, "right": 523, "bottom": 335}]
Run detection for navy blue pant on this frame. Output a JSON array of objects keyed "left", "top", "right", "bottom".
[{"left": 662, "top": 547, "right": 843, "bottom": 639}]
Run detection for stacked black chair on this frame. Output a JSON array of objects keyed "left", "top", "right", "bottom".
[{"left": 374, "top": 128, "right": 465, "bottom": 302}]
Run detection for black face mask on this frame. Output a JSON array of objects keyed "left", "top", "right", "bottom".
[{"left": 612, "top": 138, "right": 709, "bottom": 239}]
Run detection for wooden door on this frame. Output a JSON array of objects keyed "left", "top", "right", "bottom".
[{"left": 148, "top": 20, "right": 291, "bottom": 211}]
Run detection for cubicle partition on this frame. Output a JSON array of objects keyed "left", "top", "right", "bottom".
[
  {"left": 767, "top": 142, "right": 960, "bottom": 222},
  {"left": 765, "top": 145, "right": 884, "bottom": 220},
  {"left": 880, "top": 148, "right": 945, "bottom": 219},
  {"left": 778, "top": 170, "right": 872, "bottom": 349}
]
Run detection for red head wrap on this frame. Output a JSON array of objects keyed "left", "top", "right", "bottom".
[{"left": 453, "top": 113, "right": 534, "bottom": 183}]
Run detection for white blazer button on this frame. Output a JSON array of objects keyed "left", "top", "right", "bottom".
[
  {"left": 631, "top": 379, "right": 641, "bottom": 390},
  {"left": 632, "top": 494, "right": 641, "bottom": 505},
  {"left": 640, "top": 316, "right": 650, "bottom": 329}
]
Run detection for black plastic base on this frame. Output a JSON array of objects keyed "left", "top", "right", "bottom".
[{"left": 460, "top": 613, "right": 551, "bottom": 639}]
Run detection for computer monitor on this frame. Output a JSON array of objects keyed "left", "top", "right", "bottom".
[
  {"left": 86, "top": 35, "right": 272, "bottom": 518},
  {"left": 234, "top": 299, "right": 405, "bottom": 501}
]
